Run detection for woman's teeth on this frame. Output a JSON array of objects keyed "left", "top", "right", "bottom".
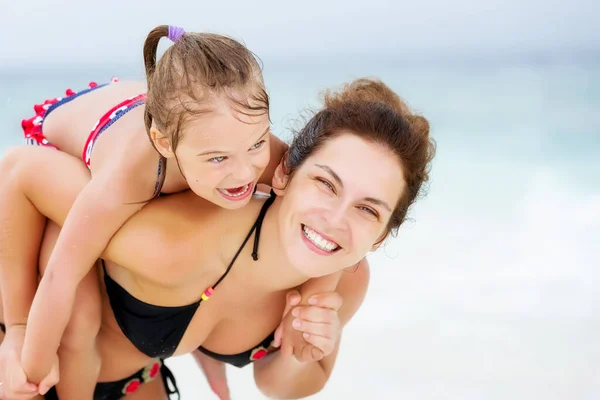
[{"left": 302, "top": 225, "right": 340, "bottom": 252}]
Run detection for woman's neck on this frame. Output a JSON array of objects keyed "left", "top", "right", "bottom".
[{"left": 239, "top": 196, "right": 308, "bottom": 292}]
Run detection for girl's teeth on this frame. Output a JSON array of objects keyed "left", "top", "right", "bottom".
[
  {"left": 302, "top": 225, "right": 339, "bottom": 252},
  {"left": 221, "top": 184, "right": 249, "bottom": 197}
]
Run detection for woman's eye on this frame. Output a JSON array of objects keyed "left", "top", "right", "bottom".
[
  {"left": 317, "top": 178, "right": 335, "bottom": 192},
  {"left": 359, "top": 206, "right": 378, "bottom": 217}
]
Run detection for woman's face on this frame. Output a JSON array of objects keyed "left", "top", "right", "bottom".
[{"left": 275, "top": 132, "right": 405, "bottom": 277}]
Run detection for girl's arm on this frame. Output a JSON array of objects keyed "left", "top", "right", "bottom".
[{"left": 0, "top": 145, "right": 160, "bottom": 384}]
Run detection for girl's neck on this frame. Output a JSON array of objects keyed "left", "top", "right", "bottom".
[{"left": 160, "top": 158, "right": 191, "bottom": 194}]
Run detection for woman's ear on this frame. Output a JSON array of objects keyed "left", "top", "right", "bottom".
[
  {"left": 271, "top": 160, "right": 290, "bottom": 196},
  {"left": 150, "top": 127, "right": 175, "bottom": 158}
]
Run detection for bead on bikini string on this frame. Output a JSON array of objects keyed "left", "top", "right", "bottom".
[{"left": 201, "top": 287, "right": 214, "bottom": 301}]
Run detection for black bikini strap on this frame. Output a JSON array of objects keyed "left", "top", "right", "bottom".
[
  {"left": 212, "top": 190, "right": 276, "bottom": 290},
  {"left": 160, "top": 361, "right": 180, "bottom": 399},
  {"left": 251, "top": 189, "right": 276, "bottom": 261}
]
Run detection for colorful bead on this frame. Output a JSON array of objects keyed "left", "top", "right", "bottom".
[
  {"left": 122, "top": 378, "right": 141, "bottom": 395},
  {"left": 250, "top": 346, "right": 268, "bottom": 361},
  {"left": 142, "top": 360, "right": 161, "bottom": 382},
  {"left": 201, "top": 287, "right": 214, "bottom": 301}
]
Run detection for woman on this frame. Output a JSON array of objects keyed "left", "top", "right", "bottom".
[{"left": 0, "top": 78, "right": 435, "bottom": 399}]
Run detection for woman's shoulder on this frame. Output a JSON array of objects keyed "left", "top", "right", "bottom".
[
  {"left": 117, "top": 190, "right": 270, "bottom": 255},
  {"left": 150, "top": 189, "right": 269, "bottom": 223}
]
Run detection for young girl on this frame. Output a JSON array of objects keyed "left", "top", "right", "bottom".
[{"left": 7, "top": 25, "right": 338, "bottom": 399}]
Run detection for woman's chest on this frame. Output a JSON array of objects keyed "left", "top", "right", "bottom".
[
  {"left": 102, "top": 238, "right": 289, "bottom": 361},
  {"left": 175, "top": 283, "right": 287, "bottom": 357}
]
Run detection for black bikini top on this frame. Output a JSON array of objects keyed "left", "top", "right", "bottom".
[{"left": 103, "top": 192, "right": 277, "bottom": 367}]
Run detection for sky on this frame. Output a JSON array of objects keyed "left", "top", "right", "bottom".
[{"left": 0, "top": 0, "right": 598, "bottom": 67}]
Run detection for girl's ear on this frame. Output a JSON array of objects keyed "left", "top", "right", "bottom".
[{"left": 150, "top": 127, "right": 175, "bottom": 158}]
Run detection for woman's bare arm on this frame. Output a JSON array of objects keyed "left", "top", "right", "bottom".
[{"left": 253, "top": 258, "right": 370, "bottom": 398}]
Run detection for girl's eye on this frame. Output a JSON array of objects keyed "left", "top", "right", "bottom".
[
  {"left": 250, "top": 140, "right": 266, "bottom": 150},
  {"left": 208, "top": 156, "right": 226, "bottom": 164}
]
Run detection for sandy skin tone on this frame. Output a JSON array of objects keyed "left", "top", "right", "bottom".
[
  {"left": 0, "top": 129, "right": 403, "bottom": 397},
  {"left": 1, "top": 79, "right": 340, "bottom": 399}
]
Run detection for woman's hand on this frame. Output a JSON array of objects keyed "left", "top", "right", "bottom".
[{"left": 273, "top": 290, "right": 343, "bottom": 362}]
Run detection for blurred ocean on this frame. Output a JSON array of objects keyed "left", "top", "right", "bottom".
[{"left": 1, "top": 56, "right": 599, "bottom": 399}]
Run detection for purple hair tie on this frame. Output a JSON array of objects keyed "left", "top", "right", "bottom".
[{"left": 167, "top": 25, "right": 185, "bottom": 42}]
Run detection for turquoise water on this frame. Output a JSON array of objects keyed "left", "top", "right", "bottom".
[{"left": 1, "top": 58, "right": 599, "bottom": 399}]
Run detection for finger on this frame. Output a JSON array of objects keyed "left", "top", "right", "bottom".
[
  {"left": 38, "top": 365, "right": 60, "bottom": 396},
  {"left": 292, "top": 318, "right": 336, "bottom": 338},
  {"left": 310, "top": 345, "right": 324, "bottom": 361},
  {"left": 293, "top": 306, "right": 338, "bottom": 324},
  {"left": 219, "top": 391, "right": 231, "bottom": 400},
  {"left": 299, "top": 344, "right": 323, "bottom": 362},
  {"left": 302, "top": 333, "right": 335, "bottom": 356},
  {"left": 287, "top": 290, "right": 301, "bottom": 307},
  {"left": 3, "top": 383, "right": 39, "bottom": 400},
  {"left": 204, "top": 364, "right": 229, "bottom": 400},
  {"left": 274, "top": 293, "right": 297, "bottom": 348},
  {"left": 281, "top": 340, "right": 294, "bottom": 358},
  {"left": 8, "top": 380, "right": 38, "bottom": 395},
  {"left": 9, "top": 371, "right": 38, "bottom": 395},
  {"left": 273, "top": 323, "right": 283, "bottom": 348},
  {"left": 282, "top": 292, "right": 298, "bottom": 319},
  {"left": 9, "top": 387, "right": 39, "bottom": 398},
  {"left": 11, "top": 392, "right": 41, "bottom": 400},
  {"left": 39, "top": 384, "right": 53, "bottom": 396},
  {"left": 5, "top": 387, "right": 40, "bottom": 399},
  {"left": 293, "top": 343, "right": 306, "bottom": 362},
  {"left": 307, "top": 292, "right": 343, "bottom": 310},
  {"left": 39, "top": 379, "right": 59, "bottom": 396}
]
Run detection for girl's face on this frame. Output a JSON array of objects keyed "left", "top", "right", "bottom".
[{"left": 155, "top": 94, "right": 271, "bottom": 209}]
